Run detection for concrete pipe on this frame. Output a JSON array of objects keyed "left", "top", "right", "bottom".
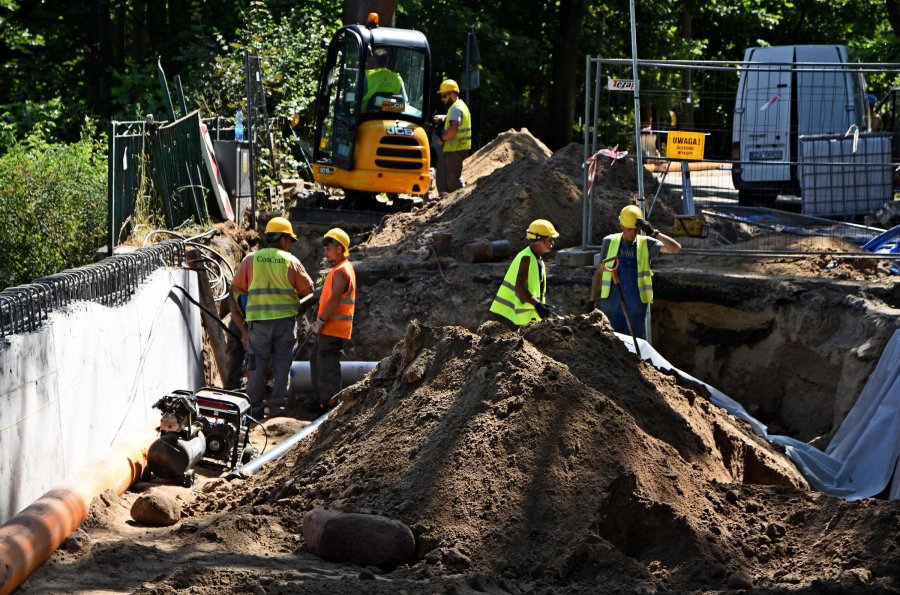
[
  {"left": 0, "top": 426, "right": 156, "bottom": 595},
  {"left": 289, "top": 361, "right": 377, "bottom": 393}
]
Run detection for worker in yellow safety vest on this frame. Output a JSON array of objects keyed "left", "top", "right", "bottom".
[
  {"left": 309, "top": 228, "right": 357, "bottom": 410},
  {"left": 363, "top": 48, "right": 406, "bottom": 111},
  {"left": 433, "top": 79, "right": 472, "bottom": 196},
  {"left": 589, "top": 205, "right": 681, "bottom": 339},
  {"left": 489, "top": 219, "right": 559, "bottom": 329},
  {"left": 231, "top": 216, "right": 314, "bottom": 419}
]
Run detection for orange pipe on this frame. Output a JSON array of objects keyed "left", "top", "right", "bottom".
[{"left": 0, "top": 426, "right": 156, "bottom": 594}]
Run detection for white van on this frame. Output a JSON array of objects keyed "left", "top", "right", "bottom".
[{"left": 731, "top": 45, "right": 870, "bottom": 205}]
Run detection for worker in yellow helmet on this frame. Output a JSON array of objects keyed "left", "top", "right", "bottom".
[
  {"left": 309, "top": 228, "right": 356, "bottom": 410},
  {"left": 231, "top": 216, "right": 314, "bottom": 419},
  {"left": 433, "top": 79, "right": 472, "bottom": 196},
  {"left": 589, "top": 205, "right": 681, "bottom": 339},
  {"left": 489, "top": 219, "right": 559, "bottom": 329}
]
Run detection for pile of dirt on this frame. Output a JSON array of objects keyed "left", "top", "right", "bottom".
[
  {"left": 21, "top": 299, "right": 898, "bottom": 594},
  {"left": 179, "top": 315, "right": 898, "bottom": 594},
  {"left": 359, "top": 130, "right": 679, "bottom": 259}
]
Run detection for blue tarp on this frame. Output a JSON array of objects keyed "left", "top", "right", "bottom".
[{"left": 618, "top": 329, "right": 900, "bottom": 500}]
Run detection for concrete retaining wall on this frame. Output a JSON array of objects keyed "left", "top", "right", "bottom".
[{"left": 0, "top": 268, "right": 204, "bottom": 522}]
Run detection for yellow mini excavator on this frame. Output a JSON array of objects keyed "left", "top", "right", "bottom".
[{"left": 310, "top": 14, "right": 432, "bottom": 208}]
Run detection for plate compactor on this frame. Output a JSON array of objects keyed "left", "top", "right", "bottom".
[{"left": 145, "top": 387, "right": 256, "bottom": 487}]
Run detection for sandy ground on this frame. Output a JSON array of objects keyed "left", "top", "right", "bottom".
[{"left": 18, "top": 130, "right": 900, "bottom": 594}]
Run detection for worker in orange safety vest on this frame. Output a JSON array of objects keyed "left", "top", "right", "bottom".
[{"left": 309, "top": 228, "right": 357, "bottom": 410}]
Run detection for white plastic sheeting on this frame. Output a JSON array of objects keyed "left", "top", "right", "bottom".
[{"left": 618, "top": 329, "right": 900, "bottom": 501}]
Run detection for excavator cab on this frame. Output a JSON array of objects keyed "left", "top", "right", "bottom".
[{"left": 312, "top": 21, "right": 432, "bottom": 198}]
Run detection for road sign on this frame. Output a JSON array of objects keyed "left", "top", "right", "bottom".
[{"left": 665, "top": 131, "right": 705, "bottom": 161}]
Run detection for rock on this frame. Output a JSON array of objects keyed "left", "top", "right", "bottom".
[
  {"left": 726, "top": 570, "right": 754, "bottom": 590},
  {"left": 63, "top": 528, "right": 90, "bottom": 553},
  {"left": 201, "top": 478, "right": 229, "bottom": 493},
  {"left": 358, "top": 568, "right": 376, "bottom": 580},
  {"left": 130, "top": 491, "right": 182, "bottom": 526},
  {"left": 302, "top": 508, "right": 415, "bottom": 570}
]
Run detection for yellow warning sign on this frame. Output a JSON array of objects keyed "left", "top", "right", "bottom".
[{"left": 665, "top": 131, "right": 706, "bottom": 161}]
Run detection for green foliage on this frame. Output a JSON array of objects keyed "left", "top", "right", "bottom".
[
  {"left": 0, "top": 130, "right": 107, "bottom": 289},
  {"left": 186, "top": 1, "right": 339, "bottom": 195}
]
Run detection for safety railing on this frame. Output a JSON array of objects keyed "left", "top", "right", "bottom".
[
  {"left": 0, "top": 241, "right": 185, "bottom": 339},
  {"left": 581, "top": 56, "right": 900, "bottom": 256}
]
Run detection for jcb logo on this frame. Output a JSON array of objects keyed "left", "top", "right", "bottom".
[{"left": 387, "top": 126, "right": 414, "bottom": 136}]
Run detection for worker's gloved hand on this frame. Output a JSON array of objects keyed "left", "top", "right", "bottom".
[
  {"left": 534, "top": 302, "right": 552, "bottom": 319},
  {"left": 584, "top": 298, "right": 597, "bottom": 313},
  {"left": 637, "top": 219, "right": 658, "bottom": 236},
  {"left": 310, "top": 318, "right": 324, "bottom": 334}
]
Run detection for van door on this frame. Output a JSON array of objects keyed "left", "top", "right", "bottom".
[
  {"left": 739, "top": 46, "right": 794, "bottom": 184},
  {"left": 795, "top": 45, "right": 855, "bottom": 138}
]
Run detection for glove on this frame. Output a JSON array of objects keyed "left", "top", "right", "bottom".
[
  {"left": 310, "top": 318, "right": 324, "bottom": 334},
  {"left": 584, "top": 298, "right": 597, "bottom": 313},
  {"left": 637, "top": 219, "right": 658, "bottom": 236},
  {"left": 534, "top": 302, "right": 552, "bottom": 319}
]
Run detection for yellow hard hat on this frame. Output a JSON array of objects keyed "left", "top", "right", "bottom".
[
  {"left": 526, "top": 219, "right": 559, "bottom": 240},
  {"left": 619, "top": 205, "right": 643, "bottom": 229},
  {"left": 324, "top": 227, "right": 350, "bottom": 257},
  {"left": 438, "top": 79, "right": 460, "bottom": 94},
  {"left": 265, "top": 216, "right": 297, "bottom": 239}
]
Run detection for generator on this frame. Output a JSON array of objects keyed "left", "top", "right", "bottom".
[
  {"left": 144, "top": 387, "right": 255, "bottom": 487},
  {"left": 193, "top": 387, "right": 255, "bottom": 469}
]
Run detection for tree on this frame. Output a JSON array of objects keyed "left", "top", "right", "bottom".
[{"left": 547, "top": 0, "right": 586, "bottom": 150}]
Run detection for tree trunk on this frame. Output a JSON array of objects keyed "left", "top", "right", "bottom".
[
  {"left": 887, "top": 0, "right": 900, "bottom": 37},
  {"left": 680, "top": 5, "right": 694, "bottom": 129},
  {"left": 343, "top": 0, "right": 398, "bottom": 27},
  {"left": 547, "top": 0, "right": 586, "bottom": 150},
  {"left": 85, "top": 0, "right": 112, "bottom": 115}
]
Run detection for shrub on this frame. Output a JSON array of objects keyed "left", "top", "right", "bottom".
[{"left": 0, "top": 130, "right": 107, "bottom": 290}]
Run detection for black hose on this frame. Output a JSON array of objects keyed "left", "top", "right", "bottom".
[{"left": 171, "top": 283, "right": 242, "bottom": 342}]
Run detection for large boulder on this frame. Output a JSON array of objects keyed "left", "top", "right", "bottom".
[{"left": 302, "top": 508, "right": 415, "bottom": 570}]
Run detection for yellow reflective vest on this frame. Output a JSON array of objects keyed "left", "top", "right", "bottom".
[
  {"left": 489, "top": 246, "right": 545, "bottom": 326},
  {"left": 443, "top": 98, "right": 472, "bottom": 152},
  {"left": 599, "top": 234, "right": 653, "bottom": 304},
  {"left": 245, "top": 248, "right": 301, "bottom": 322},
  {"left": 363, "top": 68, "right": 403, "bottom": 107}
]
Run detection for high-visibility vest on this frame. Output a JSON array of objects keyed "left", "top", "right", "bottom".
[
  {"left": 443, "top": 98, "right": 472, "bottom": 152},
  {"left": 489, "top": 246, "right": 545, "bottom": 326},
  {"left": 599, "top": 234, "right": 653, "bottom": 304},
  {"left": 318, "top": 260, "right": 356, "bottom": 340},
  {"left": 246, "top": 248, "right": 301, "bottom": 322},
  {"left": 363, "top": 68, "right": 403, "bottom": 107}
]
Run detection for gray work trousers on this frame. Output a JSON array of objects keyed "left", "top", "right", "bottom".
[
  {"left": 247, "top": 317, "right": 296, "bottom": 418},
  {"left": 310, "top": 333, "right": 345, "bottom": 408}
]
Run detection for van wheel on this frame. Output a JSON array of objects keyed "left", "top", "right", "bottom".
[{"left": 738, "top": 189, "right": 777, "bottom": 207}]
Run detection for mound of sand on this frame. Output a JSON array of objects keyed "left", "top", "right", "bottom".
[
  {"left": 192, "top": 315, "right": 865, "bottom": 592},
  {"left": 360, "top": 130, "right": 679, "bottom": 258}
]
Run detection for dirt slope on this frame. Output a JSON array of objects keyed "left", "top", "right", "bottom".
[{"left": 21, "top": 316, "right": 899, "bottom": 594}]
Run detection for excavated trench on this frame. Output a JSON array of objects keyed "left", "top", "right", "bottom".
[{"left": 341, "top": 257, "right": 897, "bottom": 444}]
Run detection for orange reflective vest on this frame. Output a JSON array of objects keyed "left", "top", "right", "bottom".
[{"left": 317, "top": 260, "right": 356, "bottom": 339}]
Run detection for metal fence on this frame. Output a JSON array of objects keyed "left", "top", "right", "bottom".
[
  {"left": 108, "top": 115, "right": 216, "bottom": 254},
  {"left": 0, "top": 241, "right": 185, "bottom": 339},
  {"left": 583, "top": 56, "right": 900, "bottom": 256}
]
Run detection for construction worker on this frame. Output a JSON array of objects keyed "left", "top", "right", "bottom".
[
  {"left": 230, "top": 216, "right": 314, "bottom": 419},
  {"left": 489, "top": 219, "right": 559, "bottom": 329},
  {"left": 433, "top": 79, "right": 472, "bottom": 195},
  {"left": 589, "top": 205, "right": 681, "bottom": 339},
  {"left": 310, "top": 228, "right": 356, "bottom": 410},
  {"left": 363, "top": 48, "right": 406, "bottom": 111}
]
